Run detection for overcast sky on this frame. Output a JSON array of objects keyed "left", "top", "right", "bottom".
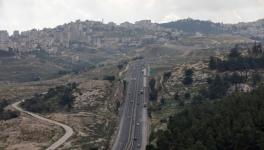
[{"left": 1, "top": 0, "right": 264, "bottom": 33}]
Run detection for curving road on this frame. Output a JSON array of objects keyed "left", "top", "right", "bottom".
[{"left": 12, "top": 101, "right": 74, "bottom": 150}]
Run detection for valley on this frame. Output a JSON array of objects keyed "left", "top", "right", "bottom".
[{"left": 0, "top": 17, "right": 263, "bottom": 150}]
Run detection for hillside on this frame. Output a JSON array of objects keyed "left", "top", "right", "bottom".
[
  {"left": 148, "top": 86, "right": 264, "bottom": 150},
  {"left": 0, "top": 18, "right": 263, "bottom": 82},
  {"left": 147, "top": 43, "right": 264, "bottom": 150},
  {"left": 160, "top": 18, "right": 224, "bottom": 34},
  {"left": 0, "top": 17, "right": 263, "bottom": 149},
  {"left": 0, "top": 63, "right": 124, "bottom": 149},
  {"left": 160, "top": 18, "right": 264, "bottom": 40}
]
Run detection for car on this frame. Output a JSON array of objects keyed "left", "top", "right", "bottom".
[
  {"left": 133, "top": 137, "right": 137, "bottom": 141},
  {"left": 140, "top": 90, "right": 143, "bottom": 94},
  {"left": 136, "top": 122, "right": 140, "bottom": 126}
]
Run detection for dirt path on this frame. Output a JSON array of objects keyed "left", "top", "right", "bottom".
[
  {"left": 12, "top": 101, "right": 74, "bottom": 150},
  {"left": 119, "top": 64, "right": 130, "bottom": 77}
]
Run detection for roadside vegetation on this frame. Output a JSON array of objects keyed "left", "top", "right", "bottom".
[
  {"left": 21, "top": 83, "right": 79, "bottom": 113},
  {"left": 182, "top": 68, "right": 194, "bottom": 85}
]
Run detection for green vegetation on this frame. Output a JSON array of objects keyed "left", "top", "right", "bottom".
[
  {"left": 182, "top": 69, "right": 194, "bottom": 85},
  {"left": 200, "top": 72, "right": 247, "bottom": 100},
  {"left": 252, "top": 72, "right": 262, "bottom": 86},
  {"left": 195, "top": 72, "right": 261, "bottom": 103},
  {"left": 161, "top": 19, "right": 223, "bottom": 34},
  {"left": 0, "top": 100, "right": 19, "bottom": 120},
  {"left": 163, "top": 71, "right": 172, "bottom": 82},
  {"left": 148, "top": 86, "right": 264, "bottom": 150},
  {"left": 207, "top": 75, "right": 231, "bottom": 99},
  {"left": 149, "top": 78, "right": 158, "bottom": 101},
  {"left": 195, "top": 44, "right": 264, "bottom": 101},
  {"left": 103, "top": 75, "right": 116, "bottom": 81},
  {"left": 209, "top": 43, "right": 264, "bottom": 71},
  {"left": 117, "top": 60, "right": 128, "bottom": 70},
  {"left": 21, "top": 83, "right": 78, "bottom": 113},
  {"left": 149, "top": 43, "right": 264, "bottom": 149}
]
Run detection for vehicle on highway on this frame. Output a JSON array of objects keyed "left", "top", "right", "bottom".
[
  {"left": 136, "top": 122, "right": 140, "bottom": 126},
  {"left": 140, "top": 90, "right": 143, "bottom": 94}
]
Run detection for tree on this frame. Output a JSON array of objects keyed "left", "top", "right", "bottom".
[
  {"left": 174, "top": 92, "right": 180, "bottom": 100},
  {"left": 182, "top": 68, "right": 194, "bottom": 85},
  {"left": 208, "top": 75, "right": 230, "bottom": 99},
  {"left": 60, "top": 90, "right": 74, "bottom": 109},
  {"left": 0, "top": 99, "right": 8, "bottom": 112},
  {"left": 192, "top": 141, "right": 208, "bottom": 150},
  {"left": 183, "top": 76, "right": 193, "bottom": 85},
  {"left": 192, "top": 95, "right": 203, "bottom": 105},
  {"left": 21, "top": 83, "right": 77, "bottom": 113},
  {"left": 184, "top": 93, "right": 191, "bottom": 99},
  {"left": 117, "top": 64, "right": 123, "bottom": 70},
  {"left": 209, "top": 56, "right": 217, "bottom": 70},
  {"left": 229, "top": 45, "right": 241, "bottom": 58},
  {"left": 160, "top": 97, "right": 165, "bottom": 105},
  {"left": 252, "top": 42, "right": 263, "bottom": 55},
  {"left": 228, "top": 72, "right": 246, "bottom": 84},
  {"left": 103, "top": 75, "right": 115, "bottom": 81},
  {"left": 146, "top": 145, "right": 156, "bottom": 150},
  {"left": 149, "top": 78, "right": 156, "bottom": 90},
  {"left": 163, "top": 71, "right": 172, "bottom": 81},
  {"left": 252, "top": 72, "right": 262, "bottom": 86},
  {"left": 149, "top": 78, "right": 158, "bottom": 101},
  {"left": 0, "top": 99, "right": 19, "bottom": 120},
  {"left": 153, "top": 86, "right": 264, "bottom": 150},
  {"left": 185, "top": 69, "right": 194, "bottom": 76}
]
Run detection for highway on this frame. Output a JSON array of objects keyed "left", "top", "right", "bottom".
[
  {"left": 112, "top": 60, "right": 149, "bottom": 150},
  {"left": 12, "top": 101, "right": 74, "bottom": 150}
]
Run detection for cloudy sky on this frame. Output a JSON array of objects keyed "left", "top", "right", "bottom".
[{"left": 1, "top": 0, "right": 264, "bottom": 33}]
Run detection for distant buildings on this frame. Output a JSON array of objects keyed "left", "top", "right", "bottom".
[
  {"left": 0, "top": 20, "right": 180, "bottom": 54},
  {"left": 0, "top": 31, "right": 9, "bottom": 51}
]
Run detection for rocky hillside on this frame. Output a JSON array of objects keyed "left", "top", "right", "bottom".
[{"left": 147, "top": 43, "right": 264, "bottom": 149}]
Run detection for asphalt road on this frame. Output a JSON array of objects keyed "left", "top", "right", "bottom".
[
  {"left": 112, "top": 60, "right": 148, "bottom": 150},
  {"left": 12, "top": 101, "right": 74, "bottom": 150}
]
